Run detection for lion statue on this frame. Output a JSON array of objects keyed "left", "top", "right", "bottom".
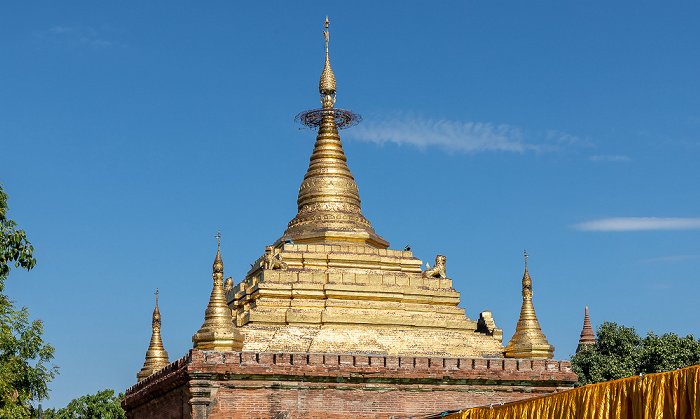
[
  {"left": 224, "top": 277, "right": 234, "bottom": 291},
  {"left": 262, "top": 246, "right": 288, "bottom": 270},
  {"left": 421, "top": 255, "right": 446, "bottom": 278}
]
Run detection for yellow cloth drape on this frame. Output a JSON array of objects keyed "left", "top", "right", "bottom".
[{"left": 444, "top": 364, "right": 700, "bottom": 419}]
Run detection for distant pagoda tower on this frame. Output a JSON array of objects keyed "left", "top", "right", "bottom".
[
  {"left": 192, "top": 233, "right": 244, "bottom": 351},
  {"left": 137, "top": 290, "right": 170, "bottom": 382},
  {"left": 505, "top": 251, "right": 554, "bottom": 359},
  {"left": 576, "top": 306, "right": 596, "bottom": 352},
  {"left": 283, "top": 16, "right": 389, "bottom": 249}
]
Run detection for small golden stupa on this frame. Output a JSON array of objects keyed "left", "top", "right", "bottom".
[
  {"left": 223, "top": 18, "right": 505, "bottom": 358},
  {"left": 137, "top": 291, "right": 170, "bottom": 381},
  {"left": 192, "top": 233, "right": 244, "bottom": 351},
  {"left": 504, "top": 251, "right": 554, "bottom": 359}
]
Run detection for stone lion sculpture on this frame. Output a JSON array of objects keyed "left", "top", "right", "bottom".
[
  {"left": 224, "top": 277, "right": 234, "bottom": 291},
  {"left": 262, "top": 246, "right": 288, "bottom": 270},
  {"left": 421, "top": 255, "right": 446, "bottom": 278}
]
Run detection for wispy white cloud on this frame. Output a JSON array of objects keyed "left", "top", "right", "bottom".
[
  {"left": 642, "top": 255, "right": 700, "bottom": 263},
  {"left": 589, "top": 155, "right": 631, "bottom": 162},
  {"left": 344, "top": 112, "right": 577, "bottom": 154},
  {"left": 573, "top": 217, "right": 700, "bottom": 231},
  {"left": 49, "top": 26, "right": 75, "bottom": 34},
  {"left": 39, "top": 25, "right": 118, "bottom": 50},
  {"left": 546, "top": 129, "right": 590, "bottom": 147}
]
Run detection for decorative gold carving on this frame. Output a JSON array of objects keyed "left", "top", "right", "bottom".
[
  {"left": 298, "top": 202, "right": 362, "bottom": 215},
  {"left": 262, "top": 246, "right": 288, "bottom": 270},
  {"left": 224, "top": 277, "right": 233, "bottom": 291},
  {"left": 422, "top": 255, "right": 446, "bottom": 278},
  {"left": 192, "top": 234, "right": 244, "bottom": 351},
  {"left": 137, "top": 290, "right": 170, "bottom": 382},
  {"left": 504, "top": 251, "right": 554, "bottom": 359}
]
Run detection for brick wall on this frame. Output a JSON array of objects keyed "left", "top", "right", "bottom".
[{"left": 124, "top": 350, "right": 578, "bottom": 419}]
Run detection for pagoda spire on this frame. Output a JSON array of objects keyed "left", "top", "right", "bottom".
[
  {"left": 137, "top": 290, "right": 170, "bottom": 382},
  {"left": 505, "top": 251, "right": 555, "bottom": 359},
  {"left": 576, "top": 306, "right": 596, "bottom": 352},
  {"left": 319, "top": 16, "right": 336, "bottom": 109},
  {"left": 284, "top": 17, "right": 389, "bottom": 249},
  {"left": 192, "top": 232, "right": 244, "bottom": 351}
]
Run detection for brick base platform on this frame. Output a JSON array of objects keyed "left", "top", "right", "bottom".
[{"left": 123, "top": 349, "right": 578, "bottom": 419}]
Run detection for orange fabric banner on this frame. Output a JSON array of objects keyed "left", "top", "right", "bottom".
[{"left": 443, "top": 364, "right": 700, "bottom": 419}]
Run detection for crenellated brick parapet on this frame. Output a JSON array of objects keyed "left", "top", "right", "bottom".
[
  {"left": 190, "top": 350, "right": 575, "bottom": 384},
  {"left": 123, "top": 349, "right": 578, "bottom": 419}
]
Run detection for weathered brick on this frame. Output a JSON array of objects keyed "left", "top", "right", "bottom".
[
  {"left": 415, "top": 357, "right": 429, "bottom": 369},
  {"left": 400, "top": 357, "right": 415, "bottom": 368},
  {"left": 241, "top": 352, "right": 258, "bottom": 365},
  {"left": 532, "top": 360, "right": 546, "bottom": 371},
  {"left": 473, "top": 359, "right": 488, "bottom": 370},
  {"left": 124, "top": 350, "right": 578, "bottom": 419},
  {"left": 503, "top": 359, "right": 518, "bottom": 371},
  {"left": 309, "top": 354, "right": 324, "bottom": 365},
  {"left": 292, "top": 353, "right": 308, "bottom": 365},
  {"left": 222, "top": 352, "right": 240, "bottom": 364}
]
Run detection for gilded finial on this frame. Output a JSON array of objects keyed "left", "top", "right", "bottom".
[
  {"left": 137, "top": 290, "right": 170, "bottom": 382},
  {"left": 213, "top": 231, "right": 223, "bottom": 275},
  {"left": 319, "top": 16, "right": 336, "bottom": 108},
  {"left": 152, "top": 289, "right": 161, "bottom": 327},
  {"left": 524, "top": 249, "right": 528, "bottom": 268}
]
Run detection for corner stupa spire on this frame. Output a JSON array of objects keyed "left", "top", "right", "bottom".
[
  {"left": 505, "top": 251, "right": 555, "bottom": 359},
  {"left": 137, "top": 290, "right": 170, "bottom": 382},
  {"left": 192, "top": 232, "right": 244, "bottom": 351},
  {"left": 576, "top": 306, "right": 596, "bottom": 352},
  {"left": 284, "top": 17, "right": 389, "bottom": 249}
]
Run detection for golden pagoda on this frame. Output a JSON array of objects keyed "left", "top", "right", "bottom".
[
  {"left": 137, "top": 291, "right": 170, "bottom": 382},
  {"left": 192, "top": 233, "right": 244, "bottom": 351},
  {"left": 224, "top": 18, "right": 505, "bottom": 358},
  {"left": 504, "top": 251, "right": 554, "bottom": 359},
  {"left": 283, "top": 16, "right": 388, "bottom": 249}
]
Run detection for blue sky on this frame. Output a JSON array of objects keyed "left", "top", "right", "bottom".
[{"left": 1, "top": 1, "right": 699, "bottom": 409}]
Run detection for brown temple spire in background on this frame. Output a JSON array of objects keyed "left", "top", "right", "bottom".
[
  {"left": 192, "top": 232, "right": 244, "bottom": 351},
  {"left": 504, "top": 251, "right": 555, "bottom": 359},
  {"left": 137, "top": 290, "right": 170, "bottom": 382},
  {"left": 283, "top": 17, "right": 389, "bottom": 249},
  {"left": 576, "top": 306, "right": 596, "bottom": 352}
]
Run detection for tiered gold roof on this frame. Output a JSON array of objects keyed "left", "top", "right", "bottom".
[
  {"left": 137, "top": 291, "right": 170, "bottom": 381},
  {"left": 192, "top": 235, "right": 244, "bottom": 351},
  {"left": 504, "top": 253, "right": 554, "bottom": 359}
]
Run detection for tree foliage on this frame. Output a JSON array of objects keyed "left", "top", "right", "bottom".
[
  {"left": 0, "top": 183, "right": 57, "bottom": 417},
  {"left": 571, "top": 321, "right": 700, "bottom": 387},
  {"left": 36, "top": 389, "right": 125, "bottom": 419}
]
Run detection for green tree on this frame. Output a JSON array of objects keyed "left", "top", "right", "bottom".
[
  {"left": 0, "top": 183, "right": 57, "bottom": 417},
  {"left": 571, "top": 321, "right": 700, "bottom": 387},
  {"left": 36, "top": 390, "right": 125, "bottom": 419}
]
